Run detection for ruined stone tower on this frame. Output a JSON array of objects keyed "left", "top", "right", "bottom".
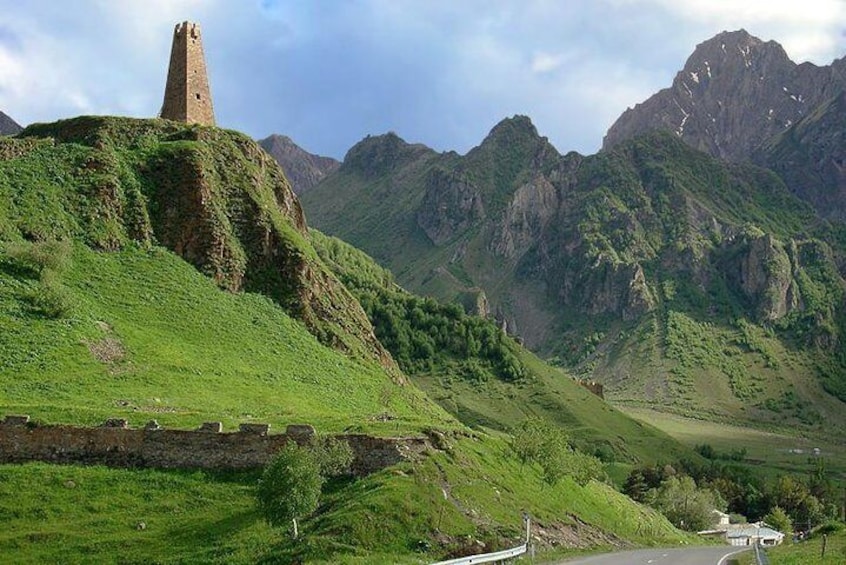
[{"left": 160, "top": 21, "right": 215, "bottom": 125}]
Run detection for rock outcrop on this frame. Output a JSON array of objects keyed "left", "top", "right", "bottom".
[
  {"left": 724, "top": 231, "right": 799, "bottom": 321},
  {"left": 417, "top": 169, "right": 485, "bottom": 245}
]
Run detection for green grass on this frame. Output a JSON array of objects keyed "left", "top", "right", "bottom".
[
  {"left": 0, "top": 463, "right": 279, "bottom": 564},
  {"left": 0, "top": 243, "right": 452, "bottom": 434},
  {"left": 0, "top": 433, "right": 693, "bottom": 564},
  {"left": 620, "top": 408, "right": 846, "bottom": 483},
  {"left": 737, "top": 528, "right": 846, "bottom": 565}
]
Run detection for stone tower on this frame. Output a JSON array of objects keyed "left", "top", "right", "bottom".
[{"left": 160, "top": 21, "right": 215, "bottom": 125}]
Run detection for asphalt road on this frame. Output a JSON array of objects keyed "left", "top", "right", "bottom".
[{"left": 555, "top": 546, "right": 751, "bottom": 565}]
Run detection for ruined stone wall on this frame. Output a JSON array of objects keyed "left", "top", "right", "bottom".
[
  {"left": 160, "top": 21, "right": 215, "bottom": 125},
  {"left": 0, "top": 416, "right": 430, "bottom": 476},
  {"left": 578, "top": 380, "right": 605, "bottom": 399}
]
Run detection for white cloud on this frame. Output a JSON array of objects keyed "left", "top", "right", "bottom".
[
  {"left": 531, "top": 52, "right": 569, "bottom": 74},
  {"left": 614, "top": 0, "right": 846, "bottom": 62}
]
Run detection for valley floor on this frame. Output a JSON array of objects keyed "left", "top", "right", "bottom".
[{"left": 619, "top": 407, "right": 846, "bottom": 483}]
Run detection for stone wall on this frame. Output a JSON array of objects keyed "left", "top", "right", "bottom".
[
  {"left": 0, "top": 416, "right": 430, "bottom": 476},
  {"left": 160, "top": 21, "right": 215, "bottom": 125},
  {"left": 578, "top": 380, "right": 605, "bottom": 399}
]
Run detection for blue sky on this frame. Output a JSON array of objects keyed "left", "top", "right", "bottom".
[{"left": 1, "top": 1, "right": 844, "bottom": 158}]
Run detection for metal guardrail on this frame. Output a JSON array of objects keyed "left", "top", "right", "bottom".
[
  {"left": 753, "top": 542, "right": 770, "bottom": 565},
  {"left": 430, "top": 543, "right": 527, "bottom": 565},
  {"left": 430, "top": 516, "right": 530, "bottom": 565}
]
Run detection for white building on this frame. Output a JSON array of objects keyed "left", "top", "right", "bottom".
[{"left": 725, "top": 523, "right": 785, "bottom": 546}]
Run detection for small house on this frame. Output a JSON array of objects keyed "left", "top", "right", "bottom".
[{"left": 725, "top": 522, "right": 785, "bottom": 546}]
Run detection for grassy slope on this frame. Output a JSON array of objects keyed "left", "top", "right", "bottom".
[
  {"left": 737, "top": 529, "right": 846, "bottom": 565},
  {"left": 0, "top": 243, "right": 448, "bottom": 433},
  {"left": 595, "top": 312, "right": 846, "bottom": 440},
  {"left": 0, "top": 434, "right": 694, "bottom": 564}
]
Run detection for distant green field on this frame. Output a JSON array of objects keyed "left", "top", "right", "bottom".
[{"left": 620, "top": 408, "right": 846, "bottom": 483}]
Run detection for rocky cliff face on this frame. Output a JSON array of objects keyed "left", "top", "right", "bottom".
[
  {"left": 724, "top": 231, "right": 800, "bottom": 322},
  {"left": 417, "top": 169, "right": 485, "bottom": 245},
  {"left": 603, "top": 30, "right": 846, "bottom": 162},
  {"left": 0, "top": 111, "right": 22, "bottom": 136},
  {"left": 258, "top": 134, "right": 339, "bottom": 194},
  {"left": 758, "top": 91, "right": 846, "bottom": 220}
]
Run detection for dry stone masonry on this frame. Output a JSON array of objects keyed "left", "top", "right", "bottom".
[
  {"left": 160, "top": 21, "right": 215, "bottom": 125},
  {"left": 0, "top": 415, "right": 431, "bottom": 476}
]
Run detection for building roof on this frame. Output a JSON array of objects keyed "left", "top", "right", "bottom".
[{"left": 726, "top": 524, "right": 784, "bottom": 540}]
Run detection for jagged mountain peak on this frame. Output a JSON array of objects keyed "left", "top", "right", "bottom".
[
  {"left": 341, "top": 131, "right": 435, "bottom": 178},
  {"left": 603, "top": 30, "right": 846, "bottom": 162},
  {"left": 0, "top": 110, "right": 23, "bottom": 136},
  {"left": 466, "top": 114, "right": 560, "bottom": 173},
  {"left": 682, "top": 29, "right": 790, "bottom": 73},
  {"left": 476, "top": 115, "right": 543, "bottom": 150},
  {"left": 258, "top": 133, "right": 339, "bottom": 195}
]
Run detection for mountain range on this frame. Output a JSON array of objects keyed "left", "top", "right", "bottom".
[{"left": 289, "top": 30, "right": 846, "bottom": 438}]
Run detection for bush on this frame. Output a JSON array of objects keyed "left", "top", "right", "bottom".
[
  {"left": 5, "top": 239, "right": 73, "bottom": 275},
  {"left": 256, "top": 436, "right": 354, "bottom": 538},
  {"left": 510, "top": 418, "right": 601, "bottom": 486},
  {"left": 308, "top": 435, "right": 354, "bottom": 477},
  {"left": 4, "top": 240, "right": 76, "bottom": 319},
  {"left": 256, "top": 442, "right": 323, "bottom": 535},
  {"left": 764, "top": 506, "right": 792, "bottom": 534}
]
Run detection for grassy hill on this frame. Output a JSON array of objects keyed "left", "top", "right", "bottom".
[
  {"left": 0, "top": 241, "right": 445, "bottom": 433},
  {"left": 0, "top": 117, "right": 694, "bottom": 562}
]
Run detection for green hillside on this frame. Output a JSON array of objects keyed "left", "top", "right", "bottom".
[
  {"left": 311, "top": 230, "right": 695, "bottom": 467},
  {"left": 0, "top": 116, "right": 695, "bottom": 562},
  {"left": 301, "top": 119, "right": 846, "bottom": 441},
  {"left": 0, "top": 241, "right": 445, "bottom": 433}
]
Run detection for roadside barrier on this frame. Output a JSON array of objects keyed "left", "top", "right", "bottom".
[{"left": 430, "top": 515, "right": 530, "bottom": 565}]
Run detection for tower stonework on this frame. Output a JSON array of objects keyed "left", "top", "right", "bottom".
[{"left": 160, "top": 21, "right": 215, "bottom": 125}]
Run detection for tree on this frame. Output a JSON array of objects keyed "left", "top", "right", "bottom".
[
  {"left": 764, "top": 506, "right": 792, "bottom": 534},
  {"left": 256, "top": 437, "right": 353, "bottom": 538},
  {"left": 510, "top": 418, "right": 600, "bottom": 486},
  {"left": 650, "top": 475, "right": 725, "bottom": 531},
  {"left": 256, "top": 442, "right": 323, "bottom": 538}
]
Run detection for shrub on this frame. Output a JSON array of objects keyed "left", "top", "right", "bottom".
[
  {"left": 764, "top": 506, "right": 792, "bottom": 534},
  {"left": 256, "top": 436, "right": 354, "bottom": 538},
  {"left": 257, "top": 442, "right": 323, "bottom": 537},
  {"left": 510, "top": 418, "right": 601, "bottom": 486}
]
